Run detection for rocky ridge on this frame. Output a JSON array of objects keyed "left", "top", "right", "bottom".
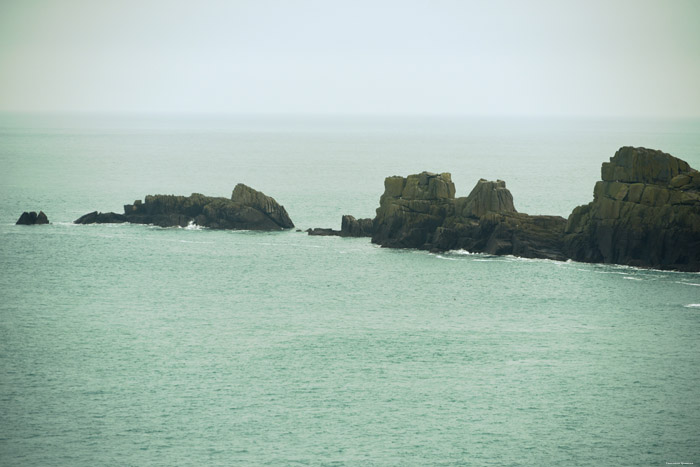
[{"left": 75, "top": 184, "right": 294, "bottom": 230}]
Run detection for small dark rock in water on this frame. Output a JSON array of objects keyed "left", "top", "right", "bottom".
[
  {"left": 307, "top": 215, "right": 374, "bottom": 237},
  {"left": 16, "top": 211, "right": 49, "bottom": 225},
  {"left": 75, "top": 184, "right": 294, "bottom": 231},
  {"left": 307, "top": 227, "right": 339, "bottom": 236},
  {"left": 340, "top": 215, "right": 373, "bottom": 237}
]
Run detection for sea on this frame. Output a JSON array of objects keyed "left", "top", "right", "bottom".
[{"left": 1, "top": 114, "right": 699, "bottom": 466}]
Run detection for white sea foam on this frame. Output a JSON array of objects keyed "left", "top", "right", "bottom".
[
  {"left": 622, "top": 276, "right": 643, "bottom": 281},
  {"left": 448, "top": 249, "right": 478, "bottom": 256},
  {"left": 684, "top": 304, "right": 700, "bottom": 308},
  {"left": 184, "top": 221, "right": 202, "bottom": 230},
  {"left": 435, "top": 255, "right": 457, "bottom": 261},
  {"left": 676, "top": 281, "right": 700, "bottom": 287}
]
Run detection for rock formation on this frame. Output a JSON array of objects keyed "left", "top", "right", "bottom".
[
  {"left": 371, "top": 171, "right": 567, "bottom": 260},
  {"left": 307, "top": 215, "right": 373, "bottom": 237},
  {"left": 16, "top": 211, "right": 49, "bottom": 225},
  {"left": 75, "top": 184, "right": 294, "bottom": 230},
  {"left": 320, "top": 147, "right": 699, "bottom": 271},
  {"left": 563, "top": 147, "right": 700, "bottom": 271}
]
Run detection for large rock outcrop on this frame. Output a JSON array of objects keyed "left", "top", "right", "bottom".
[
  {"left": 563, "top": 147, "right": 700, "bottom": 271},
  {"left": 75, "top": 184, "right": 294, "bottom": 230},
  {"left": 327, "top": 146, "right": 699, "bottom": 270},
  {"left": 371, "top": 171, "right": 567, "bottom": 259},
  {"left": 16, "top": 211, "right": 49, "bottom": 225}
]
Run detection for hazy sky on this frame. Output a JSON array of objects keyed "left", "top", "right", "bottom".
[{"left": 1, "top": 0, "right": 699, "bottom": 117}]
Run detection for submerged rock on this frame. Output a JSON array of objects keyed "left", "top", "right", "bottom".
[
  {"left": 16, "top": 211, "right": 49, "bottom": 225},
  {"left": 75, "top": 184, "right": 294, "bottom": 230},
  {"left": 563, "top": 147, "right": 700, "bottom": 271}
]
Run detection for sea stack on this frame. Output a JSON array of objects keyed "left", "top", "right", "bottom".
[{"left": 563, "top": 147, "right": 700, "bottom": 271}]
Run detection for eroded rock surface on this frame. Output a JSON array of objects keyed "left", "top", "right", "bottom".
[
  {"left": 563, "top": 147, "right": 700, "bottom": 270},
  {"left": 369, "top": 171, "right": 567, "bottom": 259},
  {"left": 75, "top": 184, "right": 294, "bottom": 230}
]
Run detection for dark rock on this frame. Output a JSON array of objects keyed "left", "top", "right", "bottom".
[
  {"left": 341, "top": 215, "right": 373, "bottom": 237},
  {"left": 370, "top": 171, "right": 566, "bottom": 259},
  {"left": 35, "top": 211, "right": 49, "bottom": 224},
  {"left": 307, "top": 228, "right": 340, "bottom": 236},
  {"left": 350, "top": 146, "right": 698, "bottom": 270},
  {"left": 457, "top": 179, "right": 516, "bottom": 217},
  {"left": 307, "top": 215, "right": 373, "bottom": 238},
  {"left": 372, "top": 172, "right": 456, "bottom": 248},
  {"left": 563, "top": 146, "right": 700, "bottom": 271},
  {"left": 75, "top": 185, "right": 294, "bottom": 231},
  {"left": 74, "top": 211, "right": 127, "bottom": 224},
  {"left": 231, "top": 184, "right": 294, "bottom": 229},
  {"left": 16, "top": 211, "right": 49, "bottom": 225}
]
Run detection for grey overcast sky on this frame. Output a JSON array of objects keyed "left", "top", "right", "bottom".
[{"left": 0, "top": 0, "right": 699, "bottom": 117}]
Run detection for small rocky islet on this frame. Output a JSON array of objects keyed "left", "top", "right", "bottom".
[
  {"left": 65, "top": 145, "right": 699, "bottom": 271},
  {"left": 15, "top": 211, "right": 49, "bottom": 225},
  {"left": 74, "top": 183, "right": 294, "bottom": 230}
]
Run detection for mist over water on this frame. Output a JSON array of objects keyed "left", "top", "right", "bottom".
[{"left": 1, "top": 115, "right": 700, "bottom": 465}]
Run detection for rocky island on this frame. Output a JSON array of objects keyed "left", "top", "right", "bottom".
[
  {"left": 315, "top": 147, "right": 700, "bottom": 271},
  {"left": 16, "top": 211, "right": 49, "bottom": 225},
  {"left": 75, "top": 184, "right": 294, "bottom": 230}
]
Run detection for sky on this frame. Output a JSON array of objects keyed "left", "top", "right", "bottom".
[{"left": 0, "top": 0, "right": 699, "bottom": 117}]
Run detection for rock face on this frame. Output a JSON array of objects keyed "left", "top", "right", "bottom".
[
  {"left": 341, "top": 215, "right": 373, "bottom": 237},
  {"left": 75, "top": 184, "right": 294, "bottom": 230},
  {"left": 563, "top": 147, "right": 700, "bottom": 271},
  {"left": 370, "top": 171, "right": 567, "bottom": 260},
  {"left": 16, "top": 211, "right": 49, "bottom": 225}
]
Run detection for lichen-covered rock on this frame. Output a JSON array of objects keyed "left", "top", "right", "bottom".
[
  {"left": 75, "top": 186, "right": 294, "bottom": 230},
  {"left": 564, "top": 146, "right": 700, "bottom": 271},
  {"left": 16, "top": 211, "right": 49, "bottom": 225}
]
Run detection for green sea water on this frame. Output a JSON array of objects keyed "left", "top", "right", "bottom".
[{"left": 1, "top": 115, "right": 699, "bottom": 465}]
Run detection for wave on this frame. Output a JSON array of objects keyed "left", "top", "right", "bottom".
[
  {"left": 684, "top": 304, "right": 700, "bottom": 308},
  {"left": 676, "top": 281, "right": 700, "bottom": 287}
]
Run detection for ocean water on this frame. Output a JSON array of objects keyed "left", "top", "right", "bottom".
[{"left": 1, "top": 114, "right": 699, "bottom": 465}]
